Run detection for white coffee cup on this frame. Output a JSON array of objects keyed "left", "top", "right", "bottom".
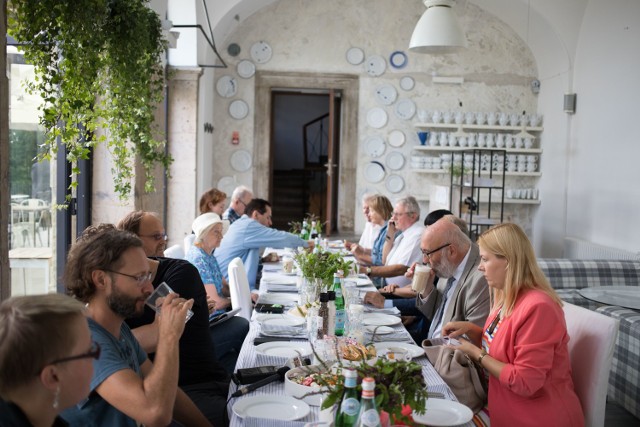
[
  {"left": 411, "top": 264, "right": 432, "bottom": 293},
  {"left": 282, "top": 256, "right": 294, "bottom": 274}
]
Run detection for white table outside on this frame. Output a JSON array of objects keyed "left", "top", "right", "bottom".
[{"left": 9, "top": 247, "right": 52, "bottom": 294}]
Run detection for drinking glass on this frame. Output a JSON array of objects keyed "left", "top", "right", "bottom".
[{"left": 146, "top": 282, "right": 193, "bottom": 323}]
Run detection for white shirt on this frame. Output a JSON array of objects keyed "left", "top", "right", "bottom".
[
  {"left": 430, "top": 247, "right": 471, "bottom": 338},
  {"left": 358, "top": 221, "right": 382, "bottom": 249},
  {"left": 385, "top": 221, "right": 425, "bottom": 286}
]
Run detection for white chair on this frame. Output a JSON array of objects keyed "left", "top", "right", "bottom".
[
  {"left": 228, "top": 257, "right": 253, "bottom": 320},
  {"left": 184, "top": 234, "right": 195, "bottom": 256},
  {"left": 164, "top": 244, "right": 185, "bottom": 259},
  {"left": 563, "top": 302, "right": 619, "bottom": 427}
]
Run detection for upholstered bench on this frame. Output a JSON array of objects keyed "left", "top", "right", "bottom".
[{"left": 538, "top": 259, "right": 640, "bottom": 419}]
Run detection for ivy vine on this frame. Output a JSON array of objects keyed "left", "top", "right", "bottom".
[{"left": 8, "top": 0, "right": 171, "bottom": 201}]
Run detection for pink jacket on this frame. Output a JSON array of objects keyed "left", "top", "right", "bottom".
[{"left": 487, "top": 290, "right": 584, "bottom": 427}]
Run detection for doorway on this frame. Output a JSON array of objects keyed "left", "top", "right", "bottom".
[
  {"left": 253, "top": 71, "right": 359, "bottom": 235},
  {"left": 270, "top": 90, "right": 341, "bottom": 234}
]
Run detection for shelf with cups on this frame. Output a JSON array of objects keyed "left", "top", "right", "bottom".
[
  {"left": 415, "top": 122, "right": 543, "bottom": 134},
  {"left": 412, "top": 146, "right": 543, "bottom": 154},
  {"left": 410, "top": 168, "right": 540, "bottom": 177}
]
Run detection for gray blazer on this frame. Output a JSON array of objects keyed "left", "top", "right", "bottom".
[{"left": 416, "top": 243, "right": 490, "bottom": 335}]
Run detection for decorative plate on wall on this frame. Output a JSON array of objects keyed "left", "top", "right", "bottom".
[
  {"left": 250, "top": 41, "right": 273, "bottom": 64},
  {"left": 386, "top": 151, "right": 405, "bottom": 171},
  {"left": 230, "top": 149, "right": 252, "bottom": 172},
  {"left": 388, "top": 129, "right": 406, "bottom": 147},
  {"left": 216, "top": 75, "right": 237, "bottom": 98},
  {"left": 346, "top": 47, "right": 365, "bottom": 65},
  {"left": 375, "top": 84, "right": 398, "bottom": 106},
  {"left": 364, "top": 161, "right": 385, "bottom": 183},
  {"left": 394, "top": 98, "right": 416, "bottom": 120},
  {"left": 364, "top": 55, "right": 386, "bottom": 77},
  {"left": 364, "top": 135, "right": 386, "bottom": 158},
  {"left": 389, "top": 51, "right": 408, "bottom": 69},
  {"left": 229, "top": 99, "right": 249, "bottom": 120},
  {"left": 385, "top": 174, "right": 405, "bottom": 193},
  {"left": 237, "top": 60, "right": 256, "bottom": 79},
  {"left": 366, "top": 107, "right": 388, "bottom": 129},
  {"left": 399, "top": 76, "right": 415, "bottom": 91},
  {"left": 217, "top": 176, "right": 236, "bottom": 196}
]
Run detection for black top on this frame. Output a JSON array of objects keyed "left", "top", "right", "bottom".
[
  {"left": 0, "top": 399, "right": 68, "bottom": 427},
  {"left": 125, "top": 257, "right": 230, "bottom": 386}
]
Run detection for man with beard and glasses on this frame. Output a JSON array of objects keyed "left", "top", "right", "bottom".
[
  {"left": 414, "top": 216, "right": 490, "bottom": 341},
  {"left": 61, "top": 225, "right": 211, "bottom": 427}
]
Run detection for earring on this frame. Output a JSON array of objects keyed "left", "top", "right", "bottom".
[{"left": 52, "top": 385, "right": 60, "bottom": 409}]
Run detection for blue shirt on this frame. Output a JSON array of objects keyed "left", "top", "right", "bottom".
[
  {"left": 186, "top": 245, "right": 225, "bottom": 316},
  {"left": 61, "top": 318, "right": 147, "bottom": 427},
  {"left": 215, "top": 216, "right": 307, "bottom": 289}
]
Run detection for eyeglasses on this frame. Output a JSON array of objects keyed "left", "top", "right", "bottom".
[
  {"left": 105, "top": 269, "right": 153, "bottom": 286},
  {"left": 139, "top": 233, "right": 167, "bottom": 241},
  {"left": 39, "top": 342, "right": 101, "bottom": 374},
  {"left": 421, "top": 243, "right": 451, "bottom": 259}
]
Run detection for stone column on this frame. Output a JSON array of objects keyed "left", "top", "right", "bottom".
[{"left": 166, "top": 67, "right": 202, "bottom": 248}]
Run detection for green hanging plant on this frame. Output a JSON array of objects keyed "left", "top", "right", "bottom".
[{"left": 7, "top": 0, "right": 171, "bottom": 201}]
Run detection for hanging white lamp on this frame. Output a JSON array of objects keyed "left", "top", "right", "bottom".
[{"left": 409, "top": 0, "right": 467, "bottom": 54}]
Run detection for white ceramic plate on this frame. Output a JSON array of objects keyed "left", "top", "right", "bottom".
[
  {"left": 388, "top": 129, "right": 406, "bottom": 147},
  {"left": 259, "top": 293, "right": 300, "bottom": 304},
  {"left": 257, "top": 315, "right": 306, "bottom": 328},
  {"left": 364, "top": 135, "right": 386, "bottom": 158},
  {"left": 400, "top": 76, "right": 415, "bottom": 91},
  {"left": 385, "top": 174, "right": 405, "bottom": 193},
  {"left": 236, "top": 59, "right": 256, "bottom": 78},
  {"left": 412, "top": 399, "right": 473, "bottom": 426},
  {"left": 230, "top": 149, "right": 252, "bottom": 172},
  {"left": 366, "top": 107, "right": 388, "bottom": 129},
  {"left": 250, "top": 41, "right": 272, "bottom": 64},
  {"left": 216, "top": 176, "right": 236, "bottom": 196},
  {"left": 364, "top": 55, "right": 386, "bottom": 77},
  {"left": 346, "top": 47, "right": 365, "bottom": 65},
  {"left": 375, "top": 84, "right": 397, "bottom": 106},
  {"left": 363, "top": 313, "right": 402, "bottom": 327},
  {"left": 233, "top": 395, "right": 310, "bottom": 421},
  {"left": 373, "top": 342, "right": 425, "bottom": 359},
  {"left": 395, "top": 98, "right": 416, "bottom": 120},
  {"left": 364, "top": 161, "right": 385, "bottom": 183},
  {"left": 216, "top": 75, "right": 237, "bottom": 98},
  {"left": 255, "top": 341, "right": 312, "bottom": 358},
  {"left": 386, "top": 151, "right": 405, "bottom": 170},
  {"left": 229, "top": 99, "right": 249, "bottom": 120},
  {"left": 365, "top": 325, "right": 395, "bottom": 335}
]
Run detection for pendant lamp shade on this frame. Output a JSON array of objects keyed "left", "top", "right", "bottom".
[{"left": 409, "top": 0, "right": 467, "bottom": 54}]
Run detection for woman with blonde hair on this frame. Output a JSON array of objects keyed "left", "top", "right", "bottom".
[
  {"left": 0, "top": 294, "right": 97, "bottom": 426},
  {"left": 350, "top": 194, "right": 395, "bottom": 267},
  {"left": 443, "top": 223, "right": 583, "bottom": 427}
]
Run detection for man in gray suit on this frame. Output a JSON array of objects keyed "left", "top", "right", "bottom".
[{"left": 416, "top": 216, "right": 490, "bottom": 340}]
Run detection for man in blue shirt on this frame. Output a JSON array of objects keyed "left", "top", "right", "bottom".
[
  {"left": 61, "top": 225, "right": 211, "bottom": 427},
  {"left": 215, "top": 198, "right": 308, "bottom": 292}
]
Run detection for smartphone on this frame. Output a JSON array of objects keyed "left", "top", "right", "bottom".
[
  {"left": 254, "top": 303, "right": 284, "bottom": 314},
  {"left": 235, "top": 365, "right": 278, "bottom": 384}
]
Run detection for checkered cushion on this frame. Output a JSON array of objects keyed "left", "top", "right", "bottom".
[
  {"left": 597, "top": 305, "right": 640, "bottom": 419},
  {"left": 538, "top": 259, "right": 640, "bottom": 290},
  {"left": 555, "top": 289, "right": 599, "bottom": 310}
]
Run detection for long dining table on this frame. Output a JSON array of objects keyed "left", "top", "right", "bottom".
[{"left": 226, "top": 245, "right": 474, "bottom": 427}]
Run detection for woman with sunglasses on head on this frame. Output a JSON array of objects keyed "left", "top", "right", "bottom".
[
  {"left": 443, "top": 223, "right": 583, "bottom": 427},
  {"left": 0, "top": 293, "right": 97, "bottom": 427}
]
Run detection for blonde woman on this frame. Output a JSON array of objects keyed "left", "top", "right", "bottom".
[
  {"left": 0, "top": 294, "right": 96, "bottom": 427},
  {"left": 443, "top": 223, "right": 583, "bottom": 427}
]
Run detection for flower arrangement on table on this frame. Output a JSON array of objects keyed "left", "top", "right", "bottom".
[
  {"left": 293, "top": 336, "right": 428, "bottom": 425},
  {"left": 288, "top": 212, "right": 326, "bottom": 237},
  {"left": 293, "top": 248, "right": 353, "bottom": 289}
]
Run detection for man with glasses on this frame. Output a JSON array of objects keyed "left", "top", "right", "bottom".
[
  {"left": 119, "top": 211, "right": 236, "bottom": 426},
  {"left": 223, "top": 185, "right": 254, "bottom": 224},
  {"left": 216, "top": 198, "right": 308, "bottom": 292},
  {"left": 360, "top": 196, "right": 424, "bottom": 288},
  {"left": 61, "top": 225, "right": 211, "bottom": 427},
  {"left": 414, "top": 216, "right": 490, "bottom": 340},
  {"left": 116, "top": 211, "right": 168, "bottom": 257}
]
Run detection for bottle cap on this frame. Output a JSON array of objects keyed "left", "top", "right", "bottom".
[
  {"left": 319, "top": 292, "right": 329, "bottom": 302},
  {"left": 343, "top": 368, "right": 357, "bottom": 378},
  {"left": 362, "top": 377, "right": 376, "bottom": 390},
  {"left": 327, "top": 291, "right": 336, "bottom": 301}
]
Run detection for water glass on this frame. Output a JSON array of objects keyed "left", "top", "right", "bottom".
[{"left": 145, "top": 282, "right": 194, "bottom": 323}]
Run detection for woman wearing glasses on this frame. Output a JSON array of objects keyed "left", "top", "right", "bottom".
[
  {"left": 0, "top": 293, "right": 97, "bottom": 426},
  {"left": 443, "top": 223, "right": 583, "bottom": 427}
]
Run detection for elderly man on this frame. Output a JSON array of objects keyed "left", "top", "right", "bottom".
[
  {"left": 215, "top": 198, "right": 308, "bottom": 291},
  {"left": 222, "top": 185, "right": 253, "bottom": 224},
  {"left": 360, "top": 196, "right": 424, "bottom": 287},
  {"left": 61, "top": 225, "right": 210, "bottom": 427}
]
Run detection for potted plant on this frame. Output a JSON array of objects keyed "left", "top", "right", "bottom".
[{"left": 294, "top": 249, "right": 353, "bottom": 290}]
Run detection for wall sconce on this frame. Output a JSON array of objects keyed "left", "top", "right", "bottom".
[{"left": 409, "top": 0, "right": 467, "bottom": 54}]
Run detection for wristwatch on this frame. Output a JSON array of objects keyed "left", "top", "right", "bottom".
[{"left": 366, "top": 266, "right": 372, "bottom": 276}]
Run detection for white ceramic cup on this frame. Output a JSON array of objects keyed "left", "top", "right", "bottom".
[{"left": 282, "top": 256, "right": 294, "bottom": 274}]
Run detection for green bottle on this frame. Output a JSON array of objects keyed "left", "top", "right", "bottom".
[
  {"left": 333, "top": 273, "right": 346, "bottom": 336},
  {"left": 356, "top": 377, "right": 381, "bottom": 427},
  {"left": 335, "top": 368, "right": 360, "bottom": 427}
]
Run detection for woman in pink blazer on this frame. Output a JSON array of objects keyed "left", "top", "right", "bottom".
[{"left": 443, "top": 223, "right": 584, "bottom": 427}]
